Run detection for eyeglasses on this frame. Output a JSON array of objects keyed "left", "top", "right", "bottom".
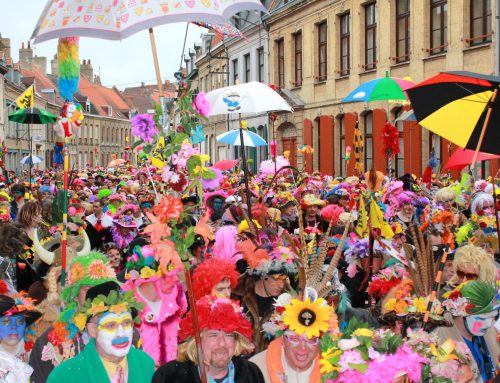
[
  {"left": 97, "top": 318, "right": 134, "bottom": 333},
  {"left": 284, "top": 333, "right": 319, "bottom": 348},
  {"left": 269, "top": 274, "right": 288, "bottom": 281},
  {"left": 441, "top": 198, "right": 454, "bottom": 203},
  {"left": 456, "top": 270, "right": 479, "bottom": 281}
]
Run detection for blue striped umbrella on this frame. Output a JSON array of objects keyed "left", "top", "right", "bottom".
[{"left": 216, "top": 129, "right": 267, "bottom": 147}]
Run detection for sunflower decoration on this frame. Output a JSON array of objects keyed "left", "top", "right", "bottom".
[{"left": 282, "top": 297, "right": 331, "bottom": 339}]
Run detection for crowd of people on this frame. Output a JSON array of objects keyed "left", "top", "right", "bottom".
[{"left": 0, "top": 161, "right": 498, "bottom": 383}]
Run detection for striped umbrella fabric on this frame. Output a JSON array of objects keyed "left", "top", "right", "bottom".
[{"left": 217, "top": 129, "right": 267, "bottom": 147}]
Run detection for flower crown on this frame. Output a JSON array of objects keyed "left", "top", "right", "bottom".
[
  {"left": 125, "top": 245, "right": 178, "bottom": 281},
  {"left": 72, "top": 290, "right": 145, "bottom": 332}
]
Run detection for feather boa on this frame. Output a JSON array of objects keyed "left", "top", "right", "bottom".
[
  {"left": 381, "top": 122, "right": 400, "bottom": 157},
  {"left": 57, "top": 37, "right": 80, "bottom": 101}
]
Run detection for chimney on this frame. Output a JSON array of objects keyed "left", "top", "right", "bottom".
[
  {"left": 80, "top": 58, "right": 93, "bottom": 82},
  {"left": 32, "top": 56, "right": 47, "bottom": 74},
  {"left": 19, "top": 41, "right": 34, "bottom": 70},
  {"left": 0, "top": 35, "right": 11, "bottom": 60},
  {"left": 51, "top": 54, "right": 58, "bottom": 76},
  {"left": 94, "top": 74, "right": 101, "bottom": 85}
]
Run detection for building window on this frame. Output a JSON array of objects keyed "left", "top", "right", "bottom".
[
  {"left": 294, "top": 31, "right": 302, "bottom": 86},
  {"left": 339, "top": 115, "right": 345, "bottom": 176},
  {"left": 317, "top": 22, "right": 327, "bottom": 81},
  {"left": 244, "top": 54, "right": 251, "bottom": 83},
  {"left": 429, "top": 131, "right": 442, "bottom": 166},
  {"left": 257, "top": 47, "right": 265, "bottom": 82},
  {"left": 396, "top": 0, "right": 410, "bottom": 63},
  {"left": 340, "top": 13, "right": 350, "bottom": 76},
  {"left": 394, "top": 108, "right": 405, "bottom": 177},
  {"left": 277, "top": 39, "right": 285, "bottom": 88},
  {"left": 470, "top": 0, "right": 491, "bottom": 45},
  {"left": 430, "top": 0, "right": 447, "bottom": 54},
  {"left": 364, "top": 112, "right": 373, "bottom": 170},
  {"left": 364, "top": 3, "right": 377, "bottom": 70},
  {"left": 232, "top": 59, "right": 239, "bottom": 84}
]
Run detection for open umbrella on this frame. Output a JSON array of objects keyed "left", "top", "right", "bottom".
[
  {"left": 20, "top": 155, "right": 44, "bottom": 166},
  {"left": 107, "top": 158, "right": 126, "bottom": 168},
  {"left": 406, "top": 71, "right": 500, "bottom": 163},
  {"left": 443, "top": 148, "right": 500, "bottom": 171},
  {"left": 342, "top": 72, "right": 415, "bottom": 103},
  {"left": 217, "top": 129, "right": 268, "bottom": 147},
  {"left": 213, "top": 159, "right": 238, "bottom": 171},
  {"left": 206, "top": 82, "right": 292, "bottom": 215}
]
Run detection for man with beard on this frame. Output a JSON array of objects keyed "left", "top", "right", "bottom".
[
  {"left": 152, "top": 296, "right": 264, "bottom": 383},
  {"left": 47, "top": 287, "right": 154, "bottom": 383}
]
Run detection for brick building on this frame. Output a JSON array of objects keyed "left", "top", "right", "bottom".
[{"left": 265, "top": 0, "right": 498, "bottom": 178}]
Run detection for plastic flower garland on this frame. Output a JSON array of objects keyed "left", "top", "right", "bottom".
[
  {"left": 320, "top": 318, "right": 428, "bottom": 383},
  {"left": 72, "top": 290, "right": 145, "bottom": 332},
  {"left": 367, "top": 265, "right": 410, "bottom": 298},
  {"left": 405, "top": 328, "right": 473, "bottom": 383}
]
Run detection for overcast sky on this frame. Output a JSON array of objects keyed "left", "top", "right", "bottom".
[{"left": 0, "top": 1, "right": 206, "bottom": 89}]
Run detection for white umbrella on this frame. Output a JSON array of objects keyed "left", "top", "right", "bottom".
[
  {"left": 206, "top": 82, "right": 292, "bottom": 216},
  {"left": 20, "top": 155, "right": 43, "bottom": 165},
  {"left": 205, "top": 82, "right": 293, "bottom": 116},
  {"left": 217, "top": 129, "right": 267, "bottom": 147}
]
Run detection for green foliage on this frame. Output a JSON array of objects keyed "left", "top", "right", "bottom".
[{"left": 342, "top": 317, "right": 370, "bottom": 338}]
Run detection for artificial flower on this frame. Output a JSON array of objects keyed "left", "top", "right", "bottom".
[
  {"left": 412, "top": 297, "right": 427, "bottom": 314},
  {"left": 70, "top": 263, "right": 85, "bottom": 283},
  {"left": 193, "top": 91, "right": 211, "bottom": 117},
  {"left": 338, "top": 338, "right": 361, "bottom": 351},
  {"left": 352, "top": 328, "right": 373, "bottom": 338},
  {"left": 153, "top": 195, "right": 183, "bottom": 223},
  {"left": 89, "top": 301, "right": 107, "bottom": 316},
  {"left": 140, "top": 266, "right": 159, "bottom": 279},
  {"left": 131, "top": 114, "right": 158, "bottom": 143},
  {"left": 74, "top": 313, "right": 88, "bottom": 331},
  {"left": 88, "top": 259, "right": 109, "bottom": 280},
  {"left": 143, "top": 212, "right": 171, "bottom": 244},
  {"left": 109, "top": 302, "right": 129, "bottom": 314},
  {"left": 283, "top": 298, "right": 331, "bottom": 339}
]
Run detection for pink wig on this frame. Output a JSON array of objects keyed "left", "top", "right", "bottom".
[
  {"left": 395, "top": 191, "right": 416, "bottom": 210},
  {"left": 212, "top": 225, "right": 241, "bottom": 262}
]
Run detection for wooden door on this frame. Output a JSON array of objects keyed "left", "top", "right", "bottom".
[{"left": 282, "top": 137, "right": 297, "bottom": 167}]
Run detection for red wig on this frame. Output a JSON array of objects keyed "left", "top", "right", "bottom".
[
  {"left": 192, "top": 258, "right": 240, "bottom": 300},
  {"left": 179, "top": 296, "right": 252, "bottom": 342}
]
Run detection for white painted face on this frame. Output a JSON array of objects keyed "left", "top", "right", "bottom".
[
  {"left": 96, "top": 312, "right": 133, "bottom": 358},
  {"left": 465, "top": 310, "right": 499, "bottom": 336}
]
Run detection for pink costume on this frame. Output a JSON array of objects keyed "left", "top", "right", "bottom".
[{"left": 122, "top": 270, "right": 187, "bottom": 365}]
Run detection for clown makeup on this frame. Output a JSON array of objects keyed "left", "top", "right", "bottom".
[
  {"left": 95, "top": 312, "right": 133, "bottom": 358},
  {"left": 465, "top": 310, "right": 499, "bottom": 336},
  {"left": 0, "top": 315, "right": 26, "bottom": 346}
]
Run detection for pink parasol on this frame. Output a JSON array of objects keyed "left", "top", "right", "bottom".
[
  {"left": 443, "top": 148, "right": 500, "bottom": 171},
  {"left": 213, "top": 159, "right": 238, "bottom": 171}
]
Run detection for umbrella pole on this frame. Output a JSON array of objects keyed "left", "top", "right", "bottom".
[
  {"left": 239, "top": 114, "right": 253, "bottom": 220},
  {"left": 472, "top": 88, "right": 498, "bottom": 174},
  {"left": 148, "top": 28, "right": 169, "bottom": 136},
  {"left": 60, "top": 137, "right": 69, "bottom": 288},
  {"left": 28, "top": 123, "right": 32, "bottom": 195},
  {"left": 491, "top": 168, "right": 500, "bottom": 248}
]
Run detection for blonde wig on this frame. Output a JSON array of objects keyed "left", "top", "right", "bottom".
[
  {"left": 448, "top": 244, "right": 497, "bottom": 287},
  {"left": 433, "top": 187, "right": 456, "bottom": 204},
  {"left": 177, "top": 331, "right": 254, "bottom": 365}
]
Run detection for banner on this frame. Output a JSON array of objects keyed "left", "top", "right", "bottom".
[
  {"left": 15, "top": 85, "right": 34, "bottom": 109},
  {"left": 151, "top": 136, "right": 166, "bottom": 170}
]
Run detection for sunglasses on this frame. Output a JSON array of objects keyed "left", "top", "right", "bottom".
[
  {"left": 456, "top": 270, "right": 479, "bottom": 281},
  {"left": 284, "top": 333, "right": 320, "bottom": 347}
]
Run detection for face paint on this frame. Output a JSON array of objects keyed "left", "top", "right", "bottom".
[
  {"left": 0, "top": 315, "right": 26, "bottom": 345},
  {"left": 96, "top": 312, "right": 133, "bottom": 358},
  {"left": 465, "top": 310, "right": 498, "bottom": 336}
]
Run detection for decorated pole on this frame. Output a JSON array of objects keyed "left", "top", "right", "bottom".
[{"left": 56, "top": 36, "right": 83, "bottom": 287}]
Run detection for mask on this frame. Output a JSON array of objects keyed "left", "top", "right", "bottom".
[
  {"left": 465, "top": 311, "right": 498, "bottom": 336},
  {"left": 0, "top": 315, "right": 26, "bottom": 343},
  {"left": 96, "top": 312, "right": 133, "bottom": 358}
]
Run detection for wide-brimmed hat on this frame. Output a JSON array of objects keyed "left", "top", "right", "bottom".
[
  {"left": 0, "top": 295, "right": 42, "bottom": 326},
  {"left": 113, "top": 215, "right": 138, "bottom": 228},
  {"left": 301, "top": 194, "right": 326, "bottom": 208}
]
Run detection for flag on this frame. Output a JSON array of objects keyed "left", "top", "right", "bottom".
[
  {"left": 353, "top": 121, "right": 364, "bottom": 175},
  {"left": 355, "top": 197, "right": 368, "bottom": 238},
  {"left": 151, "top": 136, "right": 166, "bottom": 170},
  {"left": 15, "top": 85, "right": 34, "bottom": 109},
  {"left": 369, "top": 198, "right": 394, "bottom": 240}
]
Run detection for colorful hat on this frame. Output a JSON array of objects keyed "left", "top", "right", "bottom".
[
  {"left": 179, "top": 296, "right": 252, "bottom": 342},
  {"left": 192, "top": 258, "right": 240, "bottom": 300},
  {"left": 0, "top": 191, "right": 10, "bottom": 202},
  {"left": 236, "top": 240, "right": 298, "bottom": 277},
  {"left": 113, "top": 215, "right": 138, "bottom": 228},
  {"left": 442, "top": 280, "right": 499, "bottom": 317},
  {"left": 300, "top": 194, "right": 326, "bottom": 209},
  {"left": 62, "top": 252, "right": 118, "bottom": 302},
  {"left": 0, "top": 294, "right": 41, "bottom": 327},
  {"left": 108, "top": 194, "right": 126, "bottom": 202},
  {"left": 97, "top": 188, "right": 112, "bottom": 199}
]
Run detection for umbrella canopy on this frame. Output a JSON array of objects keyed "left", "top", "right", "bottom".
[
  {"left": 406, "top": 71, "right": 500, "bottom": 154},
  {"left": 205, "top": 82, "right": 293, "bottom": 116},
  {"left": 443, "top": 148, "right": 500, "bottom": 171},
  {"left": 31, "top": 0, "right": 267, "bottom": 43},
  {"left": 217, "top": 129, "right": 267, "bottom": 147},
  {"left": 107, "top": 158, "right": 126, "bottom": 168},
  {"left": 213, "top": 159, "right": 238, "bottom": 170},
  {"left": 8, "top": 108, "right": 57, "bottom": 124},
  {"left": 342, "top": 72, "right": 414, "bottom": 103},
  {"left": 20, "top": 155, "right": 44, "bottom": 165}
]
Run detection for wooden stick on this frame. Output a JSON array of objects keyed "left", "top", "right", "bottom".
[{"left": 149, "top": 28, "right": 164, "bottom": 97}]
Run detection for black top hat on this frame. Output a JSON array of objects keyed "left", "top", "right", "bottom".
[{"left": 0, "top": 295, "right": 42, "bottom": 327}]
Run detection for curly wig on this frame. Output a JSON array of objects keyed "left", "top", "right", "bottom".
[
  {"left": 448, "top": 244, "right": 497, "bottom": 287},
  {"left": 192, "top": 257, "right": 240, "bottom": 300}
]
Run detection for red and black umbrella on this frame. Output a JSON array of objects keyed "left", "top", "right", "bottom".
[{"left": 406, "top": 71, "right": 500, "bottom": 158}]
